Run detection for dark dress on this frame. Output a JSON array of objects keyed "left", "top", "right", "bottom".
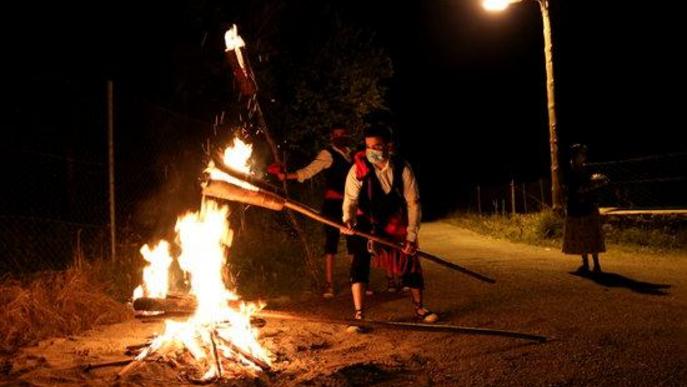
[{"left": 562, "top": 166, "right": 606, "bottom": 255}]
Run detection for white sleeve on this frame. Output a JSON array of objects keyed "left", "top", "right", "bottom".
[
  {"left": 342, "top": 166, "right": 362, "bottom": 224},
  {"left": 402, "top": 164, "right": 422, "bottom": 242},
  {"left": 295, "top": 150, "right": 333, "bottom": 182}
]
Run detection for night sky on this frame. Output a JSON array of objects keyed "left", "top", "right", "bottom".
[{"left": 3, "top": 0, "right": 685, "bottom": 218}]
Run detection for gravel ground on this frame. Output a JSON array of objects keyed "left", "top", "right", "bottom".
[{"left": 3, "top": 222, "right": 685, "bottom": 386}]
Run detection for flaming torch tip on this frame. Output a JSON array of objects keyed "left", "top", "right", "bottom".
[{"left": 224, "top": 24, "right": 246, "bottom": 52}]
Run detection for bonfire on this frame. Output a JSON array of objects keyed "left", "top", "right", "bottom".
[{"left": 127, "top": 138, "right": 271, "bottom": 382}]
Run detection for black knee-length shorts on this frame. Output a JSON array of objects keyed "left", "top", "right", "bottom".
[{"left": 322, "top": 199, "right": 354, "bottom": 255}]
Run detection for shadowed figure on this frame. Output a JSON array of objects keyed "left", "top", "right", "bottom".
[
  {"left": 562, "top": 144, "right": 609, "bottom": 273},
  {"left": 570, "top": 270, "right": 672, "bottom": 295}
]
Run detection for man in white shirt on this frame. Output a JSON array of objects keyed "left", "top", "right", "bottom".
[
  {"left": 276, "top": 126, "right": 354, "bottom": 298},
  {"left": 341, "top": 127, "right": 438, "bottom": 327}
]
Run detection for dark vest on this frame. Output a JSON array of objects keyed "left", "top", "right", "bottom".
[
  {"left": 358, "top": 157, "right": 407, "bottom": 230},
  {"left": 324, "top": 146, "right": 352, "bottom": 195}
]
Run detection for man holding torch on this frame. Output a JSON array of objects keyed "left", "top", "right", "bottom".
[
  {"left": 341, "top": 127, "right": 438, "bottom": 328},
  {"left": 273, "top": 125, "right": 355, "bottom": 298}
]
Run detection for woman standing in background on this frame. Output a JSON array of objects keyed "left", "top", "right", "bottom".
[{"left": 562, "top": 144, "right": 609, "bottom": 273}]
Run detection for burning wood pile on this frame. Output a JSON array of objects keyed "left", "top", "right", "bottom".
[
  {"left": 117, "top": 26, "right": 277, "bottom": 381},
  {"left": 123, "top": 138, "right": 272, "bottom": 382}
]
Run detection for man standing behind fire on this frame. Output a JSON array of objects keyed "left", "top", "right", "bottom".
[
  {"left": 341, "top": 127, "right": 438, "bottom": 328},
  {"left": 275, "top": 125, "right": 355, "bottom": 298}
]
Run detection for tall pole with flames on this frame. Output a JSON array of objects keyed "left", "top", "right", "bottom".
[{"left": 222, "top": 25, "right": 320, "bottom": 284}]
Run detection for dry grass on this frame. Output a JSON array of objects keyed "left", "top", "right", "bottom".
[
  {"left": 446, "top": 211, "right": 563, "bottom": 247},
  {"left": 0, "top": 262, "right": 131, "bottom": 352}
]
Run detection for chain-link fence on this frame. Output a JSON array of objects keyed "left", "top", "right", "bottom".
[
  {"left": 467, "top": 153, "right": 687, "bottom": 215},
  {"left": 0, "top": 215, "right": 107, "bottom": 274},
  {"left": 0, "top": 148, "right": 109, "bottom": 274},
  {"left": 589, "top": 153, "right": 687, "bottom": 209},
  {"left": 0, "top": 88, "right": 218, "bottom": 275}
]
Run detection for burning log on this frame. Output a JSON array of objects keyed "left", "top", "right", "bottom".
[
  {"left": 203, "top": 179, "right": 284, "bottom": 211},
  {"left": 133, "top": 296, "right": 195, "bottom": 313},
  {"left": 133, "top": 296, "right": 240, "bottom": 313},
  {"left": 202, "top": 179, "right": 496, "bottom": 284},
  {"left": 133, "top": 297, "right": 267, "bottom": 328},
  {"left": 209, "top": 331, "right": 223, "bottom": 379},
  {"left": 206, "top": 155, "right": 322, "bottom": 214}
]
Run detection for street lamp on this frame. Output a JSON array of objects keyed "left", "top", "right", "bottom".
[
  {"left": 483, "top": 0, "right": 518, "bottom": 12},
  {"left": 483, "top": 0, "right": 562, "bottom": 211}
]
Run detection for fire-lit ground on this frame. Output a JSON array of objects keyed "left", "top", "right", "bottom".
[{"left": 6, "top": 222, "right": 686, "bottom": 386}]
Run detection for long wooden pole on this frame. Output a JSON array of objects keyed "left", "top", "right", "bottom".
[
  {"left": 224, "top": 32, "right": 320, "bottom": 286},
  {"left": 83, "top": 359, "right": 133, "bottom": 372},
  {"left": 282, "top": 201, "right": 495, "bottom": 283},
  {"left": 248, "top": 88, "right": 320, "bottom": 287},
  {"left": 203, "top": 176, "right": 496, "bottom": 284},
  {"left": 258, "top": 311, "right": 545, "bottom": 342},
  {"left": 128, "top": 305, "right": 545, "bottom": 342}
]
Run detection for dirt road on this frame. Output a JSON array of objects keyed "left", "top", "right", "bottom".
[{"left": 5, "top": 222, "right": 686, "bottom": 386}]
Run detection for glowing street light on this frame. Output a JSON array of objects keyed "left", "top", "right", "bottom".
[{"left": 483, "top": 0, "right": 519, "bottom": 12}]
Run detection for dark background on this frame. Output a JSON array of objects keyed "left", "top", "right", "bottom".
[{"left": 2, "top": 0, "right": 685, "bottom": 219}]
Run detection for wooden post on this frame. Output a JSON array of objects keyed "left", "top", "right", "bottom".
[
  {"left": 539, "top": 0, "right": 562, "bottom": 210},
  {"left": 510, "top": 179, "right": 516, "bottom": 216},
  {"left": 501, "top": 199, "right": 506, "bottom": 217},
  {"left": 522, "top": 182, "right": 528, "bottom": 213},
  {"left": 539, "top": 178, "right": 546, "bottom": 210},
  {"left": 75, "top": 229, "right": 83, "bottom": 269},
  {"left": 107, "top": 80, "right": 116, "bottom": 262},
  {"left": 476, "top": 185, "right": 482, "bottom": 215}
]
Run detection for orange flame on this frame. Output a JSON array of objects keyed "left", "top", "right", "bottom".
[
  {"left": 132, "top": 241, "right": 173, "bottom": 300},
  {"left": 205, "top": 137, "right": 259, "bottom": 191}
]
